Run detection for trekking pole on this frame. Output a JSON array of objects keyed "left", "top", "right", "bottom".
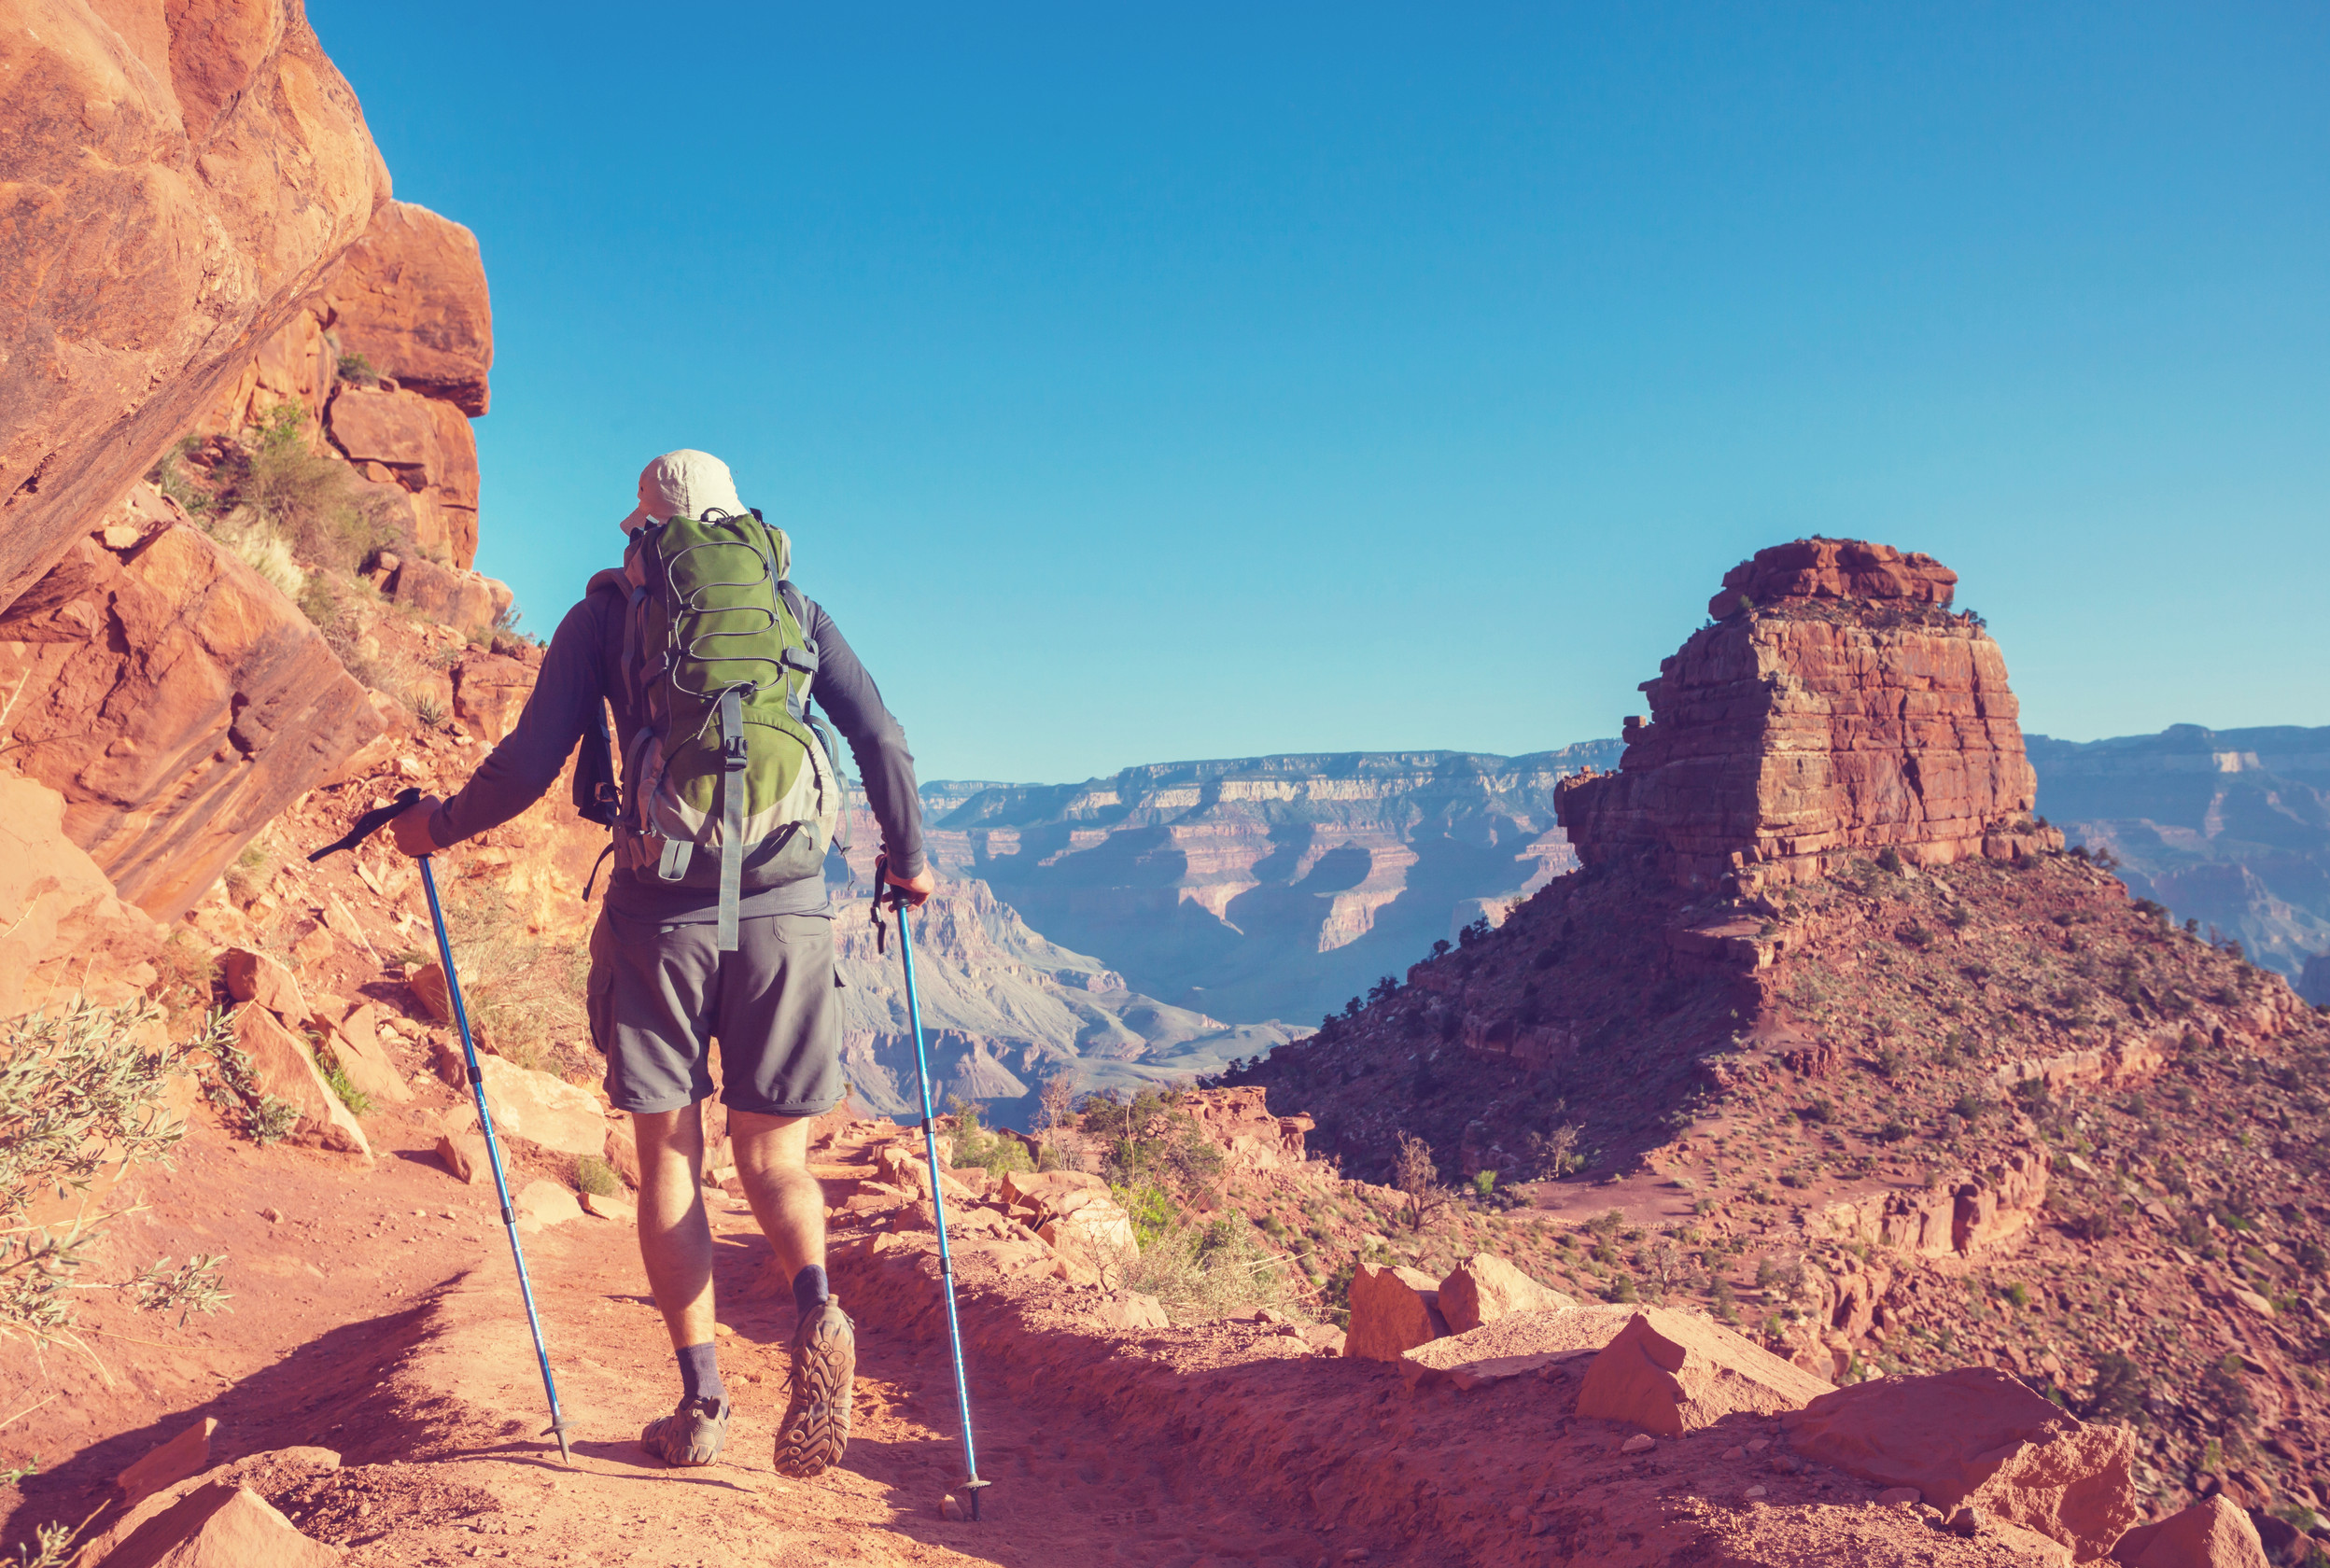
[
  {"left": 871, "top": 856, "right": 989, "bottom": 1520},
  {"left": 312, "top": 788, "right": 575, "bottom": 1466}
]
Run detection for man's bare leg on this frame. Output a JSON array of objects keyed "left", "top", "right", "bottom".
[
  {"left": 631, "top": 1105, "right": 735, "bottom": 1464},
  {"left": 634, "top": 1105, "right": 717, "bottom": 1348},
  {"left": 728, "top": 1109, "right": 824, "bottom": 1288},
  {"left": 729, "top": 1107, "right": 855, "bottom": 1477}
]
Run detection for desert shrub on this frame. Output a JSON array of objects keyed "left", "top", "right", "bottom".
[
  {"left": 2199, "top": 1352, "right": 2255, "bottom": 1426},
  {"left": 2083, "top": 1351, "right": 2150, "bottom": 1424},
  {"left": 1876, "top": 847, "right": 1906, "bottom": 875},
  {"left": 1077, "top": 1087, "right": 1222, "bottom": 1193},
  {"left": 947, "top": 1099, "right": 1034, "bottom": 1176},
  {"left": 1119, "top": 1214, "right": 1295, "bottom": 1323},
  {"left": 131, "top": 1253, "right": 231, "bottom": 1327},
  {"left": 1524, "top": 1121, "right": 1583, "bottom": 1178},
  {"left": 438, "top": 875, "right": 588, "bottom": 1068},
  {"left": 240, "top": 403, "right": 404, "bottom": 573},
  {"left": 316, "top": 1050, "right": 373, "bottom": 1118},
  {"left": 335, "top": 350, "right": 380, "bottom": 386},
  {"left": 1471, "top": 1169, "right": 1496, "bottom": 1199},
  {"left": 1709, "top": 1275, "right": 1739, "bottom": 1323},
  {"left": 574, "top": 1154, "right": 621, "bottom": 1197},
  {"left": 1, "top": 1001, "right": 227, "bottom": 1351}
]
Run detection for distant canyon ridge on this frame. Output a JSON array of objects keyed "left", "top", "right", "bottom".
[
  {"left": 918, "top": 744, "right": 1623, "bottom": 1026},
  {"left": 860, "top": 720, "right": 2330, "bottom": 1123}
]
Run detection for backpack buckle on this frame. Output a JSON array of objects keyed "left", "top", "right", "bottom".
[{"left": 723, "top": 732, "right": 748, "bottom": 770}]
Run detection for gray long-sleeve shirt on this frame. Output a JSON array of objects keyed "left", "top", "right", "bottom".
[{"left": 428, "top": 572, "right": 924, "bottom": 920}]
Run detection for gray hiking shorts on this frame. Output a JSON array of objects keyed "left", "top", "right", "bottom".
[{"left": 586, "top": 909, "right": 844, "bottom": 1118}]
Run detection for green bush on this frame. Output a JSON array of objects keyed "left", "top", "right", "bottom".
[
  {"left": 947, "top": 1100, "right": 1034, "bottom": 1176},
  {"left": 574, "top": 1154, "right": 621, "bottom": 1196}
]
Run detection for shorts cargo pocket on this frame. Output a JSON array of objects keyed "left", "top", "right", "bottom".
[{"left": 585, "top": 910, "right": 615, "bottom": 1057}]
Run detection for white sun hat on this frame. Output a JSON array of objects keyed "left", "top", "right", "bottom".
[{"left": 617, "top": 449, "right": 749, "bottom": 535}]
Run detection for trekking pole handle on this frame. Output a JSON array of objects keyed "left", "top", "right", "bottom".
[{"left": 309, "top": 786, "right": 424, "bottom": 862}]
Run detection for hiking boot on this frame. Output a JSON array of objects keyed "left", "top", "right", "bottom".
[
  {"left": 641, "top": 1393, "right": 730, "bottom": 1466},
  {"left": 773, "top": 1295, "right": 854, "bottom": 1477}
]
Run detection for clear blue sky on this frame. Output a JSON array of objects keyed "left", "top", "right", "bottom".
[{"left": 311, "top": 2, "right": 2327, "bottom": 784}]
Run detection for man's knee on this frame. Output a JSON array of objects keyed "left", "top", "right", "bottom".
[{"left": 634, "top": 1105, "right": 708, "bottom": 1168}]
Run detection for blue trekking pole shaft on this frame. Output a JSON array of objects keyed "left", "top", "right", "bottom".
[
  {"left": 419, "top": 856, "right": 573, "bottom": 1465},
  {"left": 892, "top": 890, "right": 987, "bottom": 1519}
]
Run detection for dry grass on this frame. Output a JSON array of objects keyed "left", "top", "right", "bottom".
[{"left": 438, "top": 873, "right": 589, "bottom": 1071}]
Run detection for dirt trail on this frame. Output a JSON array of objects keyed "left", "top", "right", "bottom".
[{"left": 7, "top": 1113, "right": 2066, "bottom": 1567}]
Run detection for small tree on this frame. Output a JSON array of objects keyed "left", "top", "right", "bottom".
[{"left": 1392, "top": 1133, "right": 1451, "bottom": 1232}]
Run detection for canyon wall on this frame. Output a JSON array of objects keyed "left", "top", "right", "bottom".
[
  {"left": 0, "top": 0, "right": 389, "bottom": 611},
  {"left": 920, "top": 743, "right": 1621, "bottom": 1026},
  {"left": 1556, "top": 538, "right": 2051, "bottom": 893},
  {"left": 200, "top": 201, "right": 493, "bottom": 567},
  {"left": 2031, "top": 722, "right": 2330, "bottom": 984}
]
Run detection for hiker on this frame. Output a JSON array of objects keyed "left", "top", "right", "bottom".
[{"left": 387, "top": 449, "right": 933, "bottom": 1475}]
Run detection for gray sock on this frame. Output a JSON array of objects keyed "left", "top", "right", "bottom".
[
  {"left": 793, "top": 1264, "right": 829, "bottom": 1319},
  {"left": 677, "top": 1340, "right": 724, "bottom": 1408}
]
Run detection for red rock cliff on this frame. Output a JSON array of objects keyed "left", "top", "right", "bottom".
[
  {"left": 203, "top": 202, "right": 494, "bottom": 567},
  {"left": 0, "top": 0, "right": 390, "bottom": 611},
  {"left": 1556, "top": 539, "right": 2051, "bottom": 892}
]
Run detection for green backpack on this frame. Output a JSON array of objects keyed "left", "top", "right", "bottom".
[{"left": 611, "top": 509, "right": 844, "bottom": 948}]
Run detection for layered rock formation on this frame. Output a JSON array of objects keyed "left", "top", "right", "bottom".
[
  {"left": 203, "top": 201, "right": 494, "bottom": 567},
  {"left": 0, "top": 485, "right": 381, "bottom": 922},
  {"left": 2030, "top": 723, "right": 2330, "bottom": 984},
  {"left": 1235, "top": 535, "right": 2330, "bottom": 1516},
  {"left": 0, "top": 0, "right": 389, "bottom": 610},
  {"left": 923, "top": 742, "right": 1621, "bottom": 1024},
  {"left": 1557, "top": 539, "right": 2051, "bottom": 893}
]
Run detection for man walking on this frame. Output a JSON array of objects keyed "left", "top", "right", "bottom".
[{"left": 390, "top": 450, "right": 933, "bottom": 1475}]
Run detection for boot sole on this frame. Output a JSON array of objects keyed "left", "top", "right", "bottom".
[{"left": 774, "top": 1302, "right": 855, "bottom": 1478}]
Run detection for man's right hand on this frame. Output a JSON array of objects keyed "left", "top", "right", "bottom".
[{"left": 885, "top": 865, "right": 935, "bottom": 908}]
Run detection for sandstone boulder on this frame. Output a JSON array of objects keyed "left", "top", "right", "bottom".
[
  {"left": 453, "top": 653, "right": 537, "bottom": 745},
  {"left": 323, "top": 202, "right": 494, "bottom": 417},
  {"left": 1576, "top": 1309, "right": 1835, "bottom": 1435},
  {"left": 408, "top": 961, "right": 455, "bottom": 1023},
  {"left": 515, "top": 1180, "right": 583, "bottom": 1230},
  {"left": 434, "top": 1132, "right": 490, "bottom": 1186},
  {"left": 0, "top": 517, "right": 385, "bottom": 920},
  {"left": 223, "top": 949, "right": 309, "bottom": 1024},
  {"left": 0, "top": 0, "right": 386, "bottom": 613},
  {"left": 1089, "top": 1292, "right": 1171, "bottom": 1332},
  {"left": 322, "top": 1004, "right": 413, "bottom": 1107},
  {"left": 95, "top": 1481, "right": 342, "bottom": 1567},
  {"left": 998, "top": 1169, "right": 1102, "bottom": 1211},
  {"left": 0, "top": 775, "right": 161, "bottom": 1015},
  {"left": 1344, "top": 1264, "right": 1449, "bottom": 1362},
  {"left": 1438, "top": 1253, "right": 1577, "bottom": 1333},
  {"left": 581, "top": 1190, "right": 636, "bottom": 1223},
  {"left": 386, "top": 556, "right": 499, "bottom": 633},
  {"left": 233, "top": 1007, "right": 370, "bottom": 1159},
  {"left": 2110, "top": 1497, "right": 2269, "bottom": 1568},
  {"left": 114, "top": 1418, "right": 218, "bottom": 1509},
  {"left": 1784, "top": 1366, "right": 2139, "bottom": 1561},
  {"left": 1398, "top": 1303, "right": 1644, "bottom": 1390},
  {"left": 468, "top": 1057, "right": 607, "bottom": 1157},
  {"left": 1037, "top": 1197, "right": 1138, "bottom": 1258}
]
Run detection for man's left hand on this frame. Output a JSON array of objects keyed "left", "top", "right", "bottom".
[
  {"left": 390, "top": 795, "right": 445, "bottom": 858},
  {"left": 886, "top": 865, "right": 935, "bottom": 908}
]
